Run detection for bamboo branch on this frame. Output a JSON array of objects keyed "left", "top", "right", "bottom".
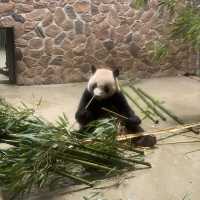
[
  {"left": 129, "top": 85, "right": 167, "bottom": 121},
  {"left": 77, "top": 145, "right": 150, "bottom": 167},
  {"left": 55, "top": 169, "right": 93, "bottom": 187},
  {"left": 121, "top": 88, "right": 159, "bottom": 124},
  {"left": 101, "top": 107, "right": 128, "bottom": 120},
  {"left": 59, "top": 154, "right": 114, "bottom": 172},
  {"left": 85, "top": 95, "right": 95, "bottom": 110},
  {"left": 80, "top": 122, "right": 200, "bottom": 144},
  {"left": 63, "top": 148, "right": 136, "bottom": 168},
  {"left": 137, "top": 88, "right": 199, "bottom": 134},
  {"left": 158, "top": 140, "right": 200, "bottom": 145},
  {"left": 116, "top": 122, "right": 200, "bottom": 142}
]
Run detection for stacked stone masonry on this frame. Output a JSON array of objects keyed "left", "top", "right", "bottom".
[{"left": 0, "top": 0, "right": 196, "bottom": 85}]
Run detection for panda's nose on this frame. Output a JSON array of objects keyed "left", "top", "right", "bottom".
[{"left": 94, "top": 88, "right": 104, "bottom": 97}]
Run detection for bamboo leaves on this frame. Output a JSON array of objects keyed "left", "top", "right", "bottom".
[
  {"left": 130, "top": 0, "right": 148, "bottom": 9},
  {"left": 148, "top": 41, "right": 169, "bottom": 63},
  {"left": 0, "top": 99, "right": 150, "bottom": 199},
  {"left": 171, "top": 7, "right": 200, "bottom": 50}
]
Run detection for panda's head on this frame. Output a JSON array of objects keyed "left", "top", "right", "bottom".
[{"left": 87, "top": 66, "right": 120, "bottom": 99}]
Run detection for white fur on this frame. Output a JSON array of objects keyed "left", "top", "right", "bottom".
[{"left": 93, "top": 88, "right": 103, "bottom": 97}]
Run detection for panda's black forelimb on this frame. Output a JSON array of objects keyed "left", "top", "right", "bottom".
[
  {"left": 75, "top": 89, "right": 95, "bottom": 126},
  {"left": 75, "top": 89, "right": 142, "bottom": 132},
  {"left": 110, "top": 92, "right": 142, "bottom": 131}
]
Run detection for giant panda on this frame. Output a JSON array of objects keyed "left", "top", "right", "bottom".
[
  {"left": 75, "top": 66, "right": 141, "bottom": 131},
  {"left": 75, "top": 66, "right": 156, "bottom": 146}
]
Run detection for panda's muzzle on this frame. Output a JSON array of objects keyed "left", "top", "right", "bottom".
[{"left": 93, "top": 88, "right": 104, "bottom": 98}]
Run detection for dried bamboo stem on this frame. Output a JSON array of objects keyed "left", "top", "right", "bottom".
[
  {"left": 117, "top": 122, "right": 200, "bottom": 142},
  {"left": 137, "top": 88, "right": 199, "bottom": 134},
  {"left": 129, "top": 85, "right": 167, "bottom": 121},
  {"left": 158, "top": 140, "right": 200, "bottom": 145}
]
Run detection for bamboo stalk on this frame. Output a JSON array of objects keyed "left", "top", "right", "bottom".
[
  {"left": 77, "top": 145, "right": 150, "bottom": 167},
  {"left": 65, "top": 140, "right": 149, "bottom": 167},
  {"left": 59, "top": 154, "right": 114, "bottom": 172},
  {"left": 55, "top": 169, "right": 93, "bottom": 187},
  {"left": 118, "top": 143, "right": 145, "bottom": 155},
  {"left": 137, "top": 88, "right": 199, "bottom": 134},
  {"left": 158, "top": 140, "right": 200, "bottom": 145},
  {"left": 101, "top": 107, "right": 128, "bottom": 120},
  {"left": 116, "top": 122, "right": 200, "bottom": 142},
  {"left": 158, "top": 130, "right": 189, "bottom": 141},
  {"left": 121, "top": 88, "right": 159, "bottom": 124},
  {"left": 85, "top": 95, "right": 95, "bottom": 110},
  {"left": 63, "top": 142, "right": 149, "bottom": 167},
  {"left": 0, "top": 139, "right": 19, "bottom": 146},
  {"left": 64, "top": 148, "right": 136, "bottom": 168},
  {"left": 129, "top": 85, "right": 167, "bottom": 121},
  {"left": 81, "top": 123, "right": 200, "bottom": 144}
]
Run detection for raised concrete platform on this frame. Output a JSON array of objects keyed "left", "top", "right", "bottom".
[{"left": 0, "top": 76, "right": 200, "bottom": 200}]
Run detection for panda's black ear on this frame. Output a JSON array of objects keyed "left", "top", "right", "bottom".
[
  {"left": 91, "top": 65, "right": 96, "bottom": 74},
  {"left": 113, "top": 68, "right": 120, "bottom": 77}
]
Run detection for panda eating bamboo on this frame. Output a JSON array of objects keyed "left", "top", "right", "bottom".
[{"left": 75, "top": 66, "right": 156, "bottom": 147}]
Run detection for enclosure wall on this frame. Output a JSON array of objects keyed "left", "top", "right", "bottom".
[{"left": 0, "top": 0, "right": 196, "bottom": 85}]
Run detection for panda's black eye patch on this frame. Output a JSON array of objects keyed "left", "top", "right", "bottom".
[
  {"left": 92, "top": 83, "right": 97, "bottom": 90},
  {"left": 104, "top": 85, "right": 110, "bottom": 93}
]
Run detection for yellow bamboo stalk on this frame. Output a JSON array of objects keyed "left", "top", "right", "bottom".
[{"left": 117, "top": 122, "right": 200, "bottom": 142}]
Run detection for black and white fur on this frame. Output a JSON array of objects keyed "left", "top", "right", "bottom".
[{"left": 75, "top": 66, "right": 142, "bottom": 132}]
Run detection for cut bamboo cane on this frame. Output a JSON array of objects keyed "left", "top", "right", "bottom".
[
  {"left": 158, "top": 130, "right": 189, "bottom": 141},
  {"left": 137, "top": 88, "right": 199, "bottom": 134},
  {"left": 85, "top": 95, "right": 95, "bottom": 110},
  {"left": 117, "top": 122, "right": 200, "bottom": 142},
  {"left": 121, "top": 88, "right": 159, "bottom": 124},
  {"left": 129, "top": 85, "right": 167, "bottom": 121},
  {"left": 158, "top": 140, "right": 200, "bottom": 145}
]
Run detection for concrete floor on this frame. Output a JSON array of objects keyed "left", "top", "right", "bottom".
[
  {"left": 0, "top": 76, "right": 200, "bottom": 200},
  {"left": 0, "top": 74, "right": 9, "bottom": 84}
]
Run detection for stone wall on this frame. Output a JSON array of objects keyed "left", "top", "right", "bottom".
[{"left": 0, "top": 0, "right": 196, "bottom": 85}]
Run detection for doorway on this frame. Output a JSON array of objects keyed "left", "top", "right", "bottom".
[{"left": 0, "top": 28, "right": 16, "bottom": 84}]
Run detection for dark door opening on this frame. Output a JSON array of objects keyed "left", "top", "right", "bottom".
[{"left": 0, "top": 28, "right": 16, "bottom": 84}]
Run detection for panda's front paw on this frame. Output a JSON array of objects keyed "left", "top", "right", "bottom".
[
  {"left": 125, "top": 116, "right": 142, "bottom": 132},
  {"left": 75, "top": 109, "right": 93, "bottom": 126},
  {"left": 128, "top": 116, "right": 141, "bottom": 125}
]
